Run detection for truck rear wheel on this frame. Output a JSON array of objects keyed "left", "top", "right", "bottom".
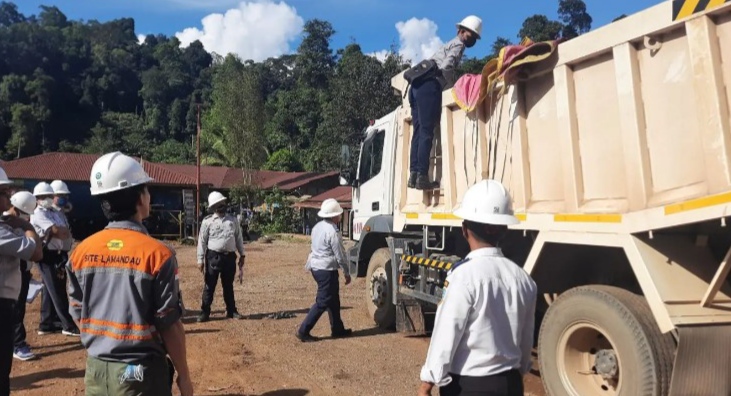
[
  {"left": 538, "top": 286, "right": 675, "bottom": 396},
  {"left": 365, "top": 248, "right": 396, "bottom": 329}
]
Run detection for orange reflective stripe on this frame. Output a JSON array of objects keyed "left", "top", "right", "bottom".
[
  {"left": 80, "top": 327, "right": 153, "bottom": 341},
  {"left": 70, "top": 229, "right": 173, "bottom": 275},
  {"left": 79, "top": 318, "right": 150, "bottom": 332}
]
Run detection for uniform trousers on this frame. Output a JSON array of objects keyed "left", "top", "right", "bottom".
[
  {"left": 440, "top": 369, "right": 524, "bottom": 396},
  {"left": 38, "top": 249, "right": 77, "bottom": 332},
  {"left": 201, "top": 250, "right": 237, "bottom": 315},
  {"left": 408, "top": 77, "right": 443, "bottom": 175},
  {"left": 0, "top": 299, "right": 15, "bottom": 396},
  {"left": 84, "top": 355, "right": 173, "bottom": 396},
  {"left": 13, "top": 266, "right": 31, "bottom": 347},
  {"left": 298, "top": 270, "right": 346, "bottom": 336}
]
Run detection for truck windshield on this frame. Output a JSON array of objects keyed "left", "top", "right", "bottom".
[{"left": 358, "top": 129, "right": 385, "bottom": 185}]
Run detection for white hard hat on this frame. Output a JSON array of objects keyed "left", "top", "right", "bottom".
[
  {"left": 50, "top": 180, "right": 71, "bottom": 195},
  {"left": 0, "top": 166, "right": 11, "bottom": 186},
  {"left": 318, "top": 198, "right": 343, "bottom": 218},
  {"left": 457, "top": 15, "right": 482, "bottom": 38},
  {"left": 208, "top": 191, "right": 227, "bottom": 208},
  {"left": 33, "top": 182, "right": 55, "bottom": 197},
  {"left": 90, "top": 152, "right": 154, "bottom": 196},
  {"left": 454, "top": 180, "right": 519, "bottom": 225},
  {"left": 11, "top": 191, "right": 37, "bottom": 215}
]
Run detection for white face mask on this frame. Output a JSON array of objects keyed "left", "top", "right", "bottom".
[{"left": 39, "top": 198, "right": 54, "bottom": 209}]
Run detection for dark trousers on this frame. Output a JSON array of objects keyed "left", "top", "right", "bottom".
[
  {"left": 409, "top": 77, "right": 443, "bottom": 175},
  {"left": 1, "top": 299, "right": 15, "bottom": 396},
  {"left": 13, "top": 267, "right": 31, "bottom": 348},
  {"left": 298, "top": 270, "right": 345, "bottom": 336},
  {"left": 38, "top": 250, "right": 77, "bottom": 332},
  {"left": 440, "top": 370, "right": 524, "bottom": 396},
  {"left": 201, "top": 251, "right": 237, "bottom": 315}
]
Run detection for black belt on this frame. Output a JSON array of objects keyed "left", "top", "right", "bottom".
[{"left": 208, "top": 250, "right": 235, "bottom": 256}]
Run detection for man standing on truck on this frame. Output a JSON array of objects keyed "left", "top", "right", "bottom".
[
  {"left": 418, "top": 180, "right": 537, "bottom": 396},
  {"left": 66, "top": 152, "right": 193, "bottom": 396},
  {"left": 408, "top": 15, "right": 482, "bottom": 191}
]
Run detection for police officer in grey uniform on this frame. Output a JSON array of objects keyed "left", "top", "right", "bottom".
[
  {"left": 0, "top": 167, "right": 43, "bottom": 394},
  {"left": 197, "top": 191, "right": 245, "bottom": 322}
]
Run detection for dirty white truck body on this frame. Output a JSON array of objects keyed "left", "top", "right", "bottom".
[{"left": 343, "top": 1, "right": 731, "bottom": 395}]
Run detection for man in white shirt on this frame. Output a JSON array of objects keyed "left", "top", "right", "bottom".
[
  {"left": 419, "top": 180, "right": 537, "bottom": 396},
  {"left": 296, "top": 199, "right": 352, "bottom": 342},
  {"left": 30, "top": 182, "right": 79, "bottom": 337}
]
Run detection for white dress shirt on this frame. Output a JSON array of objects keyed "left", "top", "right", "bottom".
[
  {"left": 420, "top": 247, "right": 538, "bottom": 387},
  {"left": 196, "top": 213, "right": 245, "bottom": 263},
  {"left": 430, "top": 36, "right": 466, "bottom": 89},
  {"left": 31, "top": 206, "right": 73, "bottom": 251},
  {"left": 305, "top": 220, "right": 348, "bottom": 273}
]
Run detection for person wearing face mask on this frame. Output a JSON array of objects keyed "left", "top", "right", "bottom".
[
  {"left": 0, "top": 168, "right": 43, "bottom": 395},
  {"left": 50, "top": 180, "right": 73, "bottom": 214},
  {"left": 30, "top": 181, "right": 80, "bottom": 337},
  {"left": 4, "top": 191, "right": 39, "bottom": 362},
  {"left": 418, "top": 180, "right": 537, "bottom": 396},
  {"left": 196, "top": 191, "right": 245, "bottom": 323},
  {"left": 407, "top": 15, "right": 482, "bottom": 191}
]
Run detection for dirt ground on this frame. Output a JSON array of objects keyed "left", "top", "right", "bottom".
[{"left": 9, "top": 236, "right": 546, "bottom": 396}]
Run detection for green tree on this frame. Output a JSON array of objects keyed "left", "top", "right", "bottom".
[
  {"left": 263, "top": 149, "right": 304, "bottom": 172},
  {"left": 296, "top": 20, "right": 336, "bottom": 90},
  {"left": 558, "top": 0, "right": 593, "bottom": 39},
  {"left": 518, "top": 15, "right": 564, "bottom": 42}
]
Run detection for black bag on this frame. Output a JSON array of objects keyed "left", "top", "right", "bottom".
[{"left": 404, "top": 59, "right": 438, "bottom": 84}]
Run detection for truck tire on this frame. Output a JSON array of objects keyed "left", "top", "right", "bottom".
[
  {"left": 538, "top": 286, "right": 675, "bottom": 396},
  {"left": 365, "top": 248, "right": 396, "bottom": 329}
]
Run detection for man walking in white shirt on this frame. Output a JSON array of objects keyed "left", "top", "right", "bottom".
[{"left": 419, "top": 180, "right": 537, "bottom": 396}]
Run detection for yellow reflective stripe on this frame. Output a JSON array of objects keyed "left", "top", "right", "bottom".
[
  {"left": 438, "top": 262, "right": 445, "bottom": 268},
  {"left": 405, "top": 213, "right": 418, "bottom": 219},
  {"left": 431, "top": 213, "right": 460, "bottom": 220},
  {"left": 665, "top": 191, "right": 731, "bottom": 215},
  {"left": 675, "top": 0, "right": 702, "bottom": 20},
  {"left": 515, "top": 213, "right": 527, "bottom": 221},
  {"left": 554, "top": 214, "right": 622, "bottom": 223}
]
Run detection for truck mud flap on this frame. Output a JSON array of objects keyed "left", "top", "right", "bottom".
[
  {"left": 396, "top": 299, "right": 426, "bottom": 335},
  {"left": 669, "top": 324, "right": 731, "bottom": 396}
]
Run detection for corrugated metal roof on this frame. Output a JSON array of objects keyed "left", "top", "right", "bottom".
[
  {"left": 294, "top": 186, "right": 352, "bottom": 209},
  {"left": 3, "top": 152, "right": 338, "bottom": 192}
]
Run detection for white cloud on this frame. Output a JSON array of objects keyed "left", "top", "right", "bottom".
[
  {"left": 395, "top": 18, "right": 443, "bottom": 63},
  {"left": 175, "top": 1, "right": 304, "bottom": 62},
  {"left": 368, "top": 18, "right": 444, "bottom": 64},
  {"left": 137, "top": 34, "right": 146, "bottom": 45}
]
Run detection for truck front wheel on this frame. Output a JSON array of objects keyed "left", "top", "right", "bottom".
[
  {"left": 365, "top": 248, "right": 396, "bottom": 329},
  {"left": 538, "top": 286, "right": 675, "bottom": 396}
]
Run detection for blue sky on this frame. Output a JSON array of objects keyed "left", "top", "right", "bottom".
[{"left": 16, "top": 0, "right": 662, "bottom": 62}]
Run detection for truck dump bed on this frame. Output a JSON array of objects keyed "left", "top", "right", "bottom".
[{"left": 391, "top": 0, "right": 731, "bottom": 235}]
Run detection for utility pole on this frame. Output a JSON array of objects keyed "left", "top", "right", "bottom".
[{"left": 196, "top": 103, "right": 201, "bottom": 239}]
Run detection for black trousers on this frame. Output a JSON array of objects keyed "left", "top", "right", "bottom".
[
  {"left": 408, "top": 77, "right": 443, "bottom": 175},
  {"left": 38, "top": 249, "right": 77, "bottom": 332},
  {"left": 440, "top": 370, "right": 524, "bottom": 396},
  {"left": 298, "top": 270, "right": 345, "bottom": 336},
  {"left": 200, "top": 251, "right": 237, "bottom": 315},
  {"left": 13, "top": 267, "right": 31, "bottom": 348},
  {"left": 1, "top": 298, "right": 15, "bottom": 396}
]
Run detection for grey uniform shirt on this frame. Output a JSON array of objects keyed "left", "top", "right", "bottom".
[
  {"left": 197, "top": 213, "right": 245, "bottom": 264},
  {"left": 31, "top": 206, "right": 73, "bottom": 251},
  {"left": 305, "top": 220, "right": 348, "bottom": 273},
  {"left": 0, "top": 219, "right": 37, "bottom": 300},
  {"left": 430, "top": 36, "right": 466, "bottom": 90}
]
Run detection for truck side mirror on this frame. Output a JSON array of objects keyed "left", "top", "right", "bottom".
[{"left": 340, "top": 144, "right": 351, "bottom": 166}]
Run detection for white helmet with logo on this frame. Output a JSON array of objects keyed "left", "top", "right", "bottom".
[
  {"left": 207, "top": 191, "right": 227, "bottom": 208},
  {"left": 90, "top": 152, "right": 154, "bottom": 196},
  {"left": 454, "top": 179, "right": 519, "bottom": 225},
  {"left": 33, "top": 182, "right": 55, "bottom": 197},
  {"left": 457, "top": 15, "right": 483, "bottom": 39},
  {"left": 318, "top": 198, "right": 344, "bottom": 218},
  {"left": 11, "top": 191, "right": 37, "bottom": 215},
  {"left": 50, "top": 180, "right": 71, "bottom": 195},
  {"left": 0, "top": 166, "right": 11, "bottom": 186}
]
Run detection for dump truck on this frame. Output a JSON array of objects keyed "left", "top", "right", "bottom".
[{"left": 339, "top": 1, "right": 731, "bottom": 395}]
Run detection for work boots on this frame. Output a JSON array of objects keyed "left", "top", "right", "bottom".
[
  {"left": 416, "top": 174, "right": 440, "bottom": 190},
  {"left": 407, "top": 172, "right": 417, "bottom": 188}
]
